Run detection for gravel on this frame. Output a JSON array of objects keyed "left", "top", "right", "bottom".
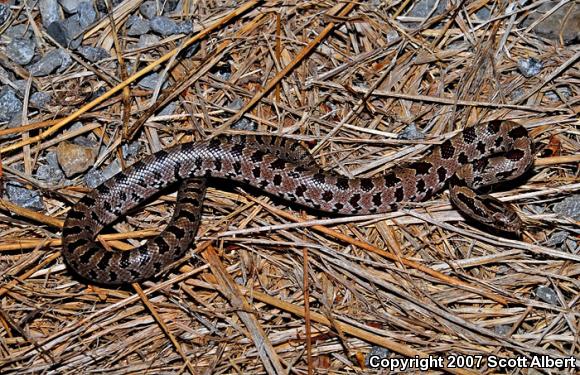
[
  {"left": 5, "top": 38, "right": 36, "bottom": 65},
  {"left": 139, "top": 1, "right": 157, "bottom": 19},
  {"left": 0, "top": 87, "right": 23, "bottom": 122},
  {"left": 77, "top": 46, "right": 110, "bottom": 62},
  {"left": 29, "top": 49, "right": 72, "bottom": 76},
  {"left": 39, "top": 0, "right": 61, "bottom": 27}
]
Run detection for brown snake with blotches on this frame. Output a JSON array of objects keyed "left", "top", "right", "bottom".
[{"left": 62, "top": 120, "right": 534, "bottom": 285}]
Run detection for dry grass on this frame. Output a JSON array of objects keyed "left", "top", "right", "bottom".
[{"left": 0, "top": 1, "right": 578, "bottom": 374}]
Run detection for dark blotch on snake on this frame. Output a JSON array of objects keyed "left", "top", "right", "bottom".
[
  {"left": 349, "top": 194, "right": 361, "bottom": 208},
  {"left": 66, "top": 209, "right": 86, "bottom": 221},
  {"left": 508, "top": 126, "right": 528, "bottom": 139},
  {"left": 437, "top": 166, "right": 447, "bottom": 183},
  {"left": 96, "top": 252, "right": 114, "bottom": 271},
  {"left": 270, "top": 159, "right": 286, "bottom": 170},
  {"left": 295, "top": 185, "right": 307, "bottom": 197},
  {"left": 372, "top": 193, "right": 382, "bottom": 206},
  {"left": 411, "top": 161, "right": 432, "bottom": 175},
  {"left": 336, "top": 178, "right": 349, "bottom": 190},
  {"left": 251, "top": 150, "right": 265, "bottom": 162},
  {"left": 360, "top": 179, "right": 374, "bottom": 192},
  {"left": 462, "top": 127, "right": 477, "bottom": 144},
  {"left": 313, "top": 173, "right": 326, "bottom": 184},
  {"left": 395, "top": 187, "right": 405, "bottom": 202},
  {"left": 487, "top": 120, "right": 502, "bottom": 133},
  {"left": 384, "top": 172, "right": 401, "bottom": 187},
  {"left": 441, "top": 139, "right": 455, "bottom": 159},
  {"left": 416, "top": 179, "right": 426, "bottom": 193},
  {"left": 506, "top": 149, "right": 525, "bottom": 161}
]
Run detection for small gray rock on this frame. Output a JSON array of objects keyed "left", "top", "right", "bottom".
[
  {"left": 85, "top": 160, "right": 121, "bottom": 188},
  {"left": 5, "top": 182, "right": 45, "bottom": 211},
  {"left": 229, "top": 99, "right": 258, "bottom": 130},
  {"left": 552, "top": 195, "right": 580, "bottom": 220},
  {"left": 102, "top": 159, "right": 121, "bottom": 179},
  {"left": 475, "top": 6, "right": 491, "bottom": 21},
  {"left": 5, "top": 24, "right": 33, "bottom": 40},
  {"left": 77, "top": 46, "right": 110, "bottom": 62},
  {"left": 46, "top": 21, "right": 68, "bottom": 46},
  {"left": 29, "top": 49, "right": 72, "bottom": 76},
  {"left": 182, "top": 41, "right": 200, "bottom": 58},
  {"left": 386, "top": 30, "right": 399, "bottom": 43},
  {"left": 36, "top": 152, "right": 65, "bottom": 184},
  {"left": 6, "top": 38, "right": 36, "bottom": 66},
  {"left": 522, "top": 1, "right": 579, "bottom": 45},
  {"left": 58, "top": 0, "right": 81, "bottom": 13},
  {"left": 68, "top": 121, "right": 97, "bottom": 146},
  {"left": 213, "top": 65, "right": 231, "bottom": 81},
  {"left": 46, "top": 151, "right": 61, "bottom": 168},
  {"left": 0, "top": 87, "right": 23, "bottom": 122},
  {"left": 494, "top": 325, "right": 511, "bottom": 336},
  {"left": 510, "top": 88, "right": 525, "bottom": 101},
  {"left": 365, "top": 346, "right": 390, "bottom": 368},
  {"left": 89, "top": 86, "right": 107, "bottom": 100},
  {"left": 127, "top": 15, "right": 150, "bottom": 36},
  {"left": 566, "top": 237, "right": 578, "bottom": 252},
  {"left": 546, "top": 231, "right": 569, "bottom": 247},
  {"left": 30, "top": 92, "right": 52, "bottom": 107},
  {"left": 227, "top": 98, "right": 244, "bottom": 110},
  {"left": 137, "top": 34, "right": 160, "bottom": 48},
  {"left": 164, "top": 0, "right": 180, "bottom": 12},
  {"left": 12, "top": 80, "right": 29, "bottom": 96},
  {"left": 84, "top": 167, "right": 106, "bottom": 188},
  {"left": 39, "top": 0, "right": 61, "bottom": 27},
  {"left": 150, "top": 16, "right": 179, "bottom": 36},
  {"left": 62, "top": 15, "right": 84, "bottom": 49},
  {"left": 122, "top": 141, "right": 141, "bottom": 159},
  {"left": 68, "top": 121, "right": 84, "bottom": 132},
  {"left": 36, "top": 164, "right": 64, "bottom": 184},
  {"left": 140, "top": 1, "right": 157, "bottom": 19},
  {"left": 47, "top": 16, "right": 83, "bottom": 49},
  {"left": 95, "top": 0, "right": 122, "bottom": 12},
  {"left": 232, "top": 117, "right": 257, "bottom": 131},
  {"left": 8, "top": 113, "right": 22, "bottom": 128},
  {"left": 545, "top": 87, "right": 572, "bottom": 102},
  {"left": 398, "top": 123, "right": 425, "bottom": 140},
  {"left": 158, "top": 101, "right": 177, "bottom": 116},
  {"left": 138, "top": 72, "right": 166, "bottom": 90},
  {"left": 517, "top": 57, "right": 543, "bottom": 78},
  {"left": 77, "top": 1, "right": 96, "bottom": 28},
  {"left": 0, "top": 4, "right": 10, "bottom": 26},
  {"left": 407, "top": 0, "right": 448, "bottom": 18},
  {"left": 535, "top": 285, "right": 558, "bottom": 305},
  {"left": 177, "top": 20, "right": 193, "bottom": 34}
]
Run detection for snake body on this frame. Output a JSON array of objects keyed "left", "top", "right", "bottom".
[{"left": 62, "top": 120, "right": 534, "bottom": 285}]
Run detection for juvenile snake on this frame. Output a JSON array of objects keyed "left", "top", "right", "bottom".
[{"left": 62, "top": 120, "right": 534, "bottom": 285}]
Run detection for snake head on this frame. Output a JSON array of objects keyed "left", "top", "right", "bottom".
[{"left": 491, "top": 209, "right": 523, "bottom": 233}]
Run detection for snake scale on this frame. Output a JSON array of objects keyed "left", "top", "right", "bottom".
[{"left": 62, "top": 120, "right": 534, "bottom": 285}]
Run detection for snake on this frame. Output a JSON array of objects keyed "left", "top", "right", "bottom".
[{"left": 62, "top": 120, "right": 534, "bottom": 285}]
